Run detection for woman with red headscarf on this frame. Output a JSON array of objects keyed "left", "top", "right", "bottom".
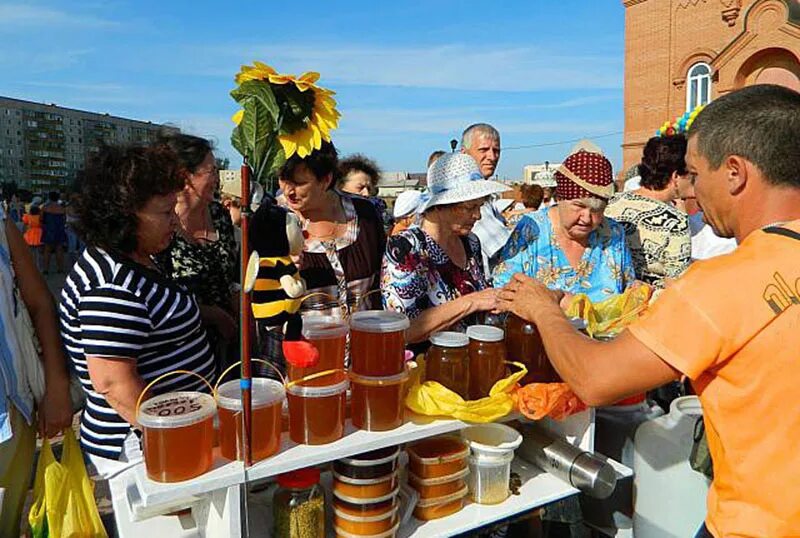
[{"left": 493, "top": 142, "right": 635, "bottom": 301}]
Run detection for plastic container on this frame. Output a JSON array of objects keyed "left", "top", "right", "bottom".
[
  {"left": 273, "top": 468, "right": 325, "bottom": 538},
  {"left": 333, "top": 504, "right": 399, "bottom": 536},
  {"left": 413, "top": 486, "right": 468, "bottom": 521},
  {"left": 408, "top": 467, "right": 470, "bottom": 499},
  {"left": 334, "top": 447, "right": 401, "bottom": 479},
  {"left": 467, "top": 325, "right": 507, "bottom": 400},
  {"left": 505, "top": 314, "right": 559, "bottom": 384},
  {"left": 633, "top": 397, "right": 710, "bottom": 538},
  {"left": 294, "top": 316, "right": 349, "bottom": 386},
  {"left": 425, "top": 332, "right": 470, "bottom": 399},
  {"left": 334, "top": 471, "right": 399, "bottom": 500},
  {"left": 216, "top": 378, "right": 285, "bottom": 462},
  {"left": 468, "top": 453, "right": 514, "bottom": 505},
  {"left": 461, "top": 423, "right": 522, "bottom": 459},
  {"left": 350, "top": 311, "right": 410, "bottom": 376},
  {"left": 334, "top": 521, "right": 399, "bottom": 538},
  {"left": 286, "top": 374, "right": 348, "bottom": 445},
  {"left": 407, "top": 436, "right": 469, "bottom": 479},
  {"left": 333, "top": 487, "right": 400, "bottom": 507},
  {"left": 350, "top": 371, "right": 409, "bottom": 431},
  {"left": 138, "top": 391, "right": 216, "bottom": 482},
  {"left": 333, "top": 496, "right": 397, "bottom": 518}
]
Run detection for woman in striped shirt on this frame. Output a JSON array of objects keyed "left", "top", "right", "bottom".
[{"left": 60, "top": 144, "right": 217, "bottom": 473}]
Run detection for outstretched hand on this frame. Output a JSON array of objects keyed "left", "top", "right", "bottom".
[{"left": 497, "top": 273, "right": 563, "bottom": 323}]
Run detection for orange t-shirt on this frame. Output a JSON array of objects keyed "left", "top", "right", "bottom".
[{"left": 629, "top": 220, "right": 800, "bottom": 538}]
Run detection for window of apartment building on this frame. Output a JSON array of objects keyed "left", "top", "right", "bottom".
[{"left": 687, "top": 63, "right": 712, "bottom": 112}]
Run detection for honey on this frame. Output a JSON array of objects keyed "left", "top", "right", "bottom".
[
  {"left": 333, "top": 497, "right": 397, "bottom": 518},
  {"left": 216, "top": 379, "right": 285, "bottom": 461},
  {"left": 292, "top": 316, "right": 348, "bottom": 386},
  {"left": 334, "top": 447, "right": 400, "bottom": 479},
  {"left": 408, "top": 467, "right": 470, "bottom": 499},
  {"left": 349, "top": 311, "right": 410, "bottom": 376},
  {"left": 287, "top": 374, "right": 348, "bottom": 445},
  {"left": 425, "top": 332, "right": 470, "bottom": 399},
  {"left": 505, "top": 314, "right": 559, "bottom": 384},
  {"left": 413, "top": 486, "right": 468, "bottom": 521},
  {"left": 466, "top": 325, "right": 507, "bottom": 400},
  {"left": 407, "top": 436, "right": 469, "bottom": 479},
  {"left": 333, "top": 471, "right": 398, "bottom": 499},
  {"left": 334, "top": 509, "right": 397, "bottom": 536},
  {"left": 349, "top": 371, "right": 408, "bottom": 432},
  {"left": 138, "top": 392, "right": 216, "bottom": 482}
]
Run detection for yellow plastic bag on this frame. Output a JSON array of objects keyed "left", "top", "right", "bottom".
[
  {"left": 565, "top": 284, "right": 653, "bottom": 338},
  {"left": 29, "top": 430, "right": 108, "bottom": 538},
  {"left": 404, "top": 358, "right": 527, "bottom": 423}
]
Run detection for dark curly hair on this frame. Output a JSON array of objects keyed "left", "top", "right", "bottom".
[
  {"left": 74, "top": 144, "right": 185, "bottom": 254},
  {"left": 337, "top": 154, "right": 382, "bottom": 195},
  {"left": 156, "top": 132, "right": 213, "bottom": 174},
  {"left": 639, "top": 135, "right": 688, "bottom": 190},
  {"left": 279, "top": 140, "right": 338, "bottom": 190}
]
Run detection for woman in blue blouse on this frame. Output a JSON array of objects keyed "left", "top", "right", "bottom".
[{"left": 493, "top": 143, "right": 635, "bottom": 302}]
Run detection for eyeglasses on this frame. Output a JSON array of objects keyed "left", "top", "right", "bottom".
[{"left": 454, "top": 201, "right": 485, "bottom": 215}]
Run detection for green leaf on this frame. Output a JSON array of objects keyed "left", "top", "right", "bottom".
[{"left": 230, "top": 81, "right": 280, "bottom": 119}]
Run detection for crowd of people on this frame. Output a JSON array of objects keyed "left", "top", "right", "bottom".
[{"left": 0, "top": 84, "right": 797, "bottom": 538}]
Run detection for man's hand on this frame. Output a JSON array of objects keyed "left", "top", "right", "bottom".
[{"left": 498, "top": 273, "right": 563, "bottom": 323}]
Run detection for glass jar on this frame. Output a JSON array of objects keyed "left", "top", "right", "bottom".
[
  {"left": 425, "top": 332, "right": 469, "bottom": 399},
  {"left": 273, "top": 468, "right": 325, "bottom": 538},
  {"left": 466, "top": 325, "right": 507, "bottom": 400},
  {"left": 505, "top": 314, "right": 560, "bottom": 384}
]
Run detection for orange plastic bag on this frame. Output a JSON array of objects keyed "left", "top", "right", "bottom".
[{"left": 514, "top": 383, "right": 587, "bottom": 421}]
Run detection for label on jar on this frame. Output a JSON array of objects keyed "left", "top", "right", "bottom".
[{"left": 143, "top": 394, "right": 204, "bottom": 417}]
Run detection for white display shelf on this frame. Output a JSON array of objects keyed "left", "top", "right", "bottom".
[{"left": 134, "top": 412, "right": 521, "bottom": 510}]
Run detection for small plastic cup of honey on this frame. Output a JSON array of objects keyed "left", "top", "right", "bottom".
[
  {"left": 350, "top": 311, "right": 410, "bottom": 376},
  {"left": 216, "top": 378, "right": 285, "bottom": 462},
  {"left": 138, "top": 391, "right": 216, "bottom": 482},
  {"left": 293, "top": 315, "right": 349, "bottom": 386},
  {"left": 349, "top": 370, "right": 409, "bottom": 432},
  {"left": 286, "top": 373, "right": 349, "bottom": 445}
]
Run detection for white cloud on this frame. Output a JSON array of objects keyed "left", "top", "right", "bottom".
[{"left": 0, "top": 4, "right": 119, "bottom": 28}]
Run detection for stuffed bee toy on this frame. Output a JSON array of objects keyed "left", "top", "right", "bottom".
[{"left": 247, "top": 202, "right": 319, "bottom": 367}]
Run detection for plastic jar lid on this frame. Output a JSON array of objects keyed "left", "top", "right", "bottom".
[
  {"left": 408, "top": 466, "right": 470, "bottom": 486},
  {"left": 466, "top": 325, "right": 504, "bottom": 343},
  {"left": 333, "top": 496, "right": 397, "bottom": 517},
  {"left": 301, "top": 315, "right": 349, "bottom": 340},
  {"left": 334, "top": 522, "right": 400, "bottom": 538},
  {"left": 334, "top": 470, "right": 398, "bottom": 486},
  {"left": 349, "top": 370, "right": 409, "bottom": 387},
  {"left": 334, "top": 504, "right": 398, "bottom": 523},
  {"left": 429, "top": 331, "right": 469, "bottom": 348},
  {"left": 216, "top": 378, "right": 285, "bottom": 411},
  {"left": 350, "top": 310, "right": 410, "bottom": 333},
  {"left": 415, "top": 485, "right": 469, "bottom": 508},
  {"left": 277, "top": 468, "right": 321, "bottom": 489},
  {"left": 333, "top": 486, "right": 399, "bottom": 505},
  {"left": 461, "top": 423, "right": 522, "bottom": 456},
  {"left": 407, "top": 436, "right": 469, "bottom": 464},
  {"left": 338, "top": 446, "right": 401, "bottom": 466},
  {"left": 286, "top": 377, "right": 349, "bottom": 398},
  {"left": 468, "top": 452, "right": 514, "bottom": 466},
  {"left": 137, "top": 391, "right": 216, "bottom": 429}
]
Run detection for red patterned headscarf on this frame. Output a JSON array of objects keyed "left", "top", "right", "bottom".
[{"left": 554, "top": 149, "right": 614, "bottom": 201}]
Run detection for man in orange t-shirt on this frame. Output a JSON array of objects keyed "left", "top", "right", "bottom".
[{"left": 499, "top": 84, "right": 800, "bottom": 538}]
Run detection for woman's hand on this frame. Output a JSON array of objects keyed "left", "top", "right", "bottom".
[
  {"left": 38, "top": 377, "right": 74, "bottom": 438},
  {"left": 498, "top": 273, "right": 563, "bottom": 323},
  {"left": 464, "top": 288, "right": 500, "bottom": 314}
]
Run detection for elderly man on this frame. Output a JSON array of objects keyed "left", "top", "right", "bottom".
[
  {"left": 499, "top": 84, "right": 800, "bottom": 538},
  {"left": 460, "top": 123, "right": 509, "bottom": 275}
]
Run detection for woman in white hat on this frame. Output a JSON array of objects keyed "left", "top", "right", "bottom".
[
  {"left": 381, "top": 153, "right": 510, "bottom": 345},
  {"left": 389, "top": 190, "right": 422, "bottom": 236}
]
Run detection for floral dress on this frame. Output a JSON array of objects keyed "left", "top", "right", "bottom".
[
  {"left": 382, "top": 227, "right": 489, "bottom": 333},
  {"left": 493, "top": 207, "right": 635, "bottom": 302}
]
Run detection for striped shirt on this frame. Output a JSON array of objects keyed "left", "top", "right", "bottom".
[{"left": 59, "top": 247, "right": 216, "bottom": 459}]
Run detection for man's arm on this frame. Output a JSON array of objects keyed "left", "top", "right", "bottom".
[{"left": 500, "top": 273, "right": 680, "bottom": 406}]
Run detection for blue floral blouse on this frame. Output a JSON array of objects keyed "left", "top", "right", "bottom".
[{"left": 492, "top": 207, "right": 635, "bottom": 302}]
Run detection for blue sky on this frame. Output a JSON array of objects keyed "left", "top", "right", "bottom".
[{"left": 1, "top": 0, "right": 626, "bottom": 179}]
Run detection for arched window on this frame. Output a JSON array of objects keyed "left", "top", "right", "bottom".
[{"left": 687, "top": 63, "right": 712, "bottom": 111}]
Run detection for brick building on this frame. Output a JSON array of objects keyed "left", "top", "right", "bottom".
[{"left": 622, "top": 0, "right": 800, "bottom": 170}]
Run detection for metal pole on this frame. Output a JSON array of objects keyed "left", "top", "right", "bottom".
[{"left": 240, "top": 157, "right": 253, "bottom": 467}]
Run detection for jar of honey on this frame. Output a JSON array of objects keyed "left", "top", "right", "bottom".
[
  {"left": 350, "top": 311, "right": 409, "bottom": 376},
  {"left": 137, "top": 391, "right": 216, "bottom": 482},
  {"left": 407, "top": 435, "right": 469, "bottom": 479},
  {"left": 216, "top": 378, "right": 285, "bottom": 462},
  {"left": 505, "top": 314, "right": 559, "bottom": 384},
  {"left": 286, "top": 373, "right": 348, "bottom": 445},
  {"left": 349, "top": 370, "right": 409, "bottom": 432},
  {"left": 466, "top": 325, "right": 507, "bottom": 400},
  {"left": 294, "top": 315, "right": 348, "bottom": 386},
  {"left": 425, "top": 332, "right": 470, "bottom": 399}
]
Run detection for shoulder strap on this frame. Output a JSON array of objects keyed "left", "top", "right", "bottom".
[{"left": 763, "top": 226, "right": 800, "bottom": 242}]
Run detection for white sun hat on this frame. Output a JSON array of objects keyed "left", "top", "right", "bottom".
[
  {"left": 418, "top": 153, "right": 510, "bottom": 213},
  {"left": 492, "top": 198, "right": 514, "bottom": 214},
  {"left": 393, "top": 190, "right": 422, "bottom": 219}
]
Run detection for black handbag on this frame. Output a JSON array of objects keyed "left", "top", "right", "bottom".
[{"left": 689, "top": 417, "right": 714, "bottom": 479}]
